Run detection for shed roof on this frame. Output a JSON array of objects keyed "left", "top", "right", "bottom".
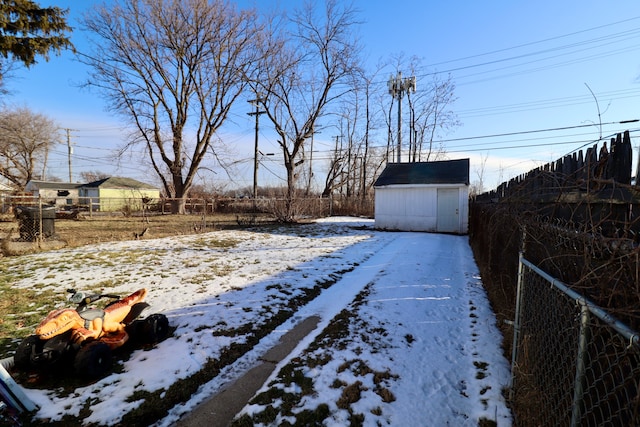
[
  {"left": 83, "top": 177, "right": 158, "bottom": 190},
  {"left": 374, "top": 159, "right": 470, "bottom": 187}
]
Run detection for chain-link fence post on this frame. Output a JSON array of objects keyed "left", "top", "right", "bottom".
[
  {"left": 570, "top": 303, "right": 589, "bottom": 427},
  {"left": 510, "top": 251, "right": 526, "bottom": 401},
  {"left": 37, "top": 197, "right": 43, "bottom": 245}
]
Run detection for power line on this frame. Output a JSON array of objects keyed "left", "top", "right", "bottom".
[
  {"left": 430, "top": 120, "right": 638, "bottom": 144},
  {"left": 294, "top": 122, "right": 640, "bottom": 158},
  {"left": 359, "top": 15, "right": 640, "bottom": 90},
  {"left": 38, "top": 13, "right": 640, "bottom": 187},
  {"left": 453, "top": 44, "right": 640, "bottom": 87},
  {"left": 429, "top": 29, "right": 640, "bottom": 77},
  {"left": 448, "top": 138, "right": 605, "bottom": 154},
  {"left": 456, "top": 88, "right": 640, "bottom": 119},
  {"left": 71, "top": 13, "right": 640, "bottom": 145},
  {"left": 424, "top": 16, "right": 640, "bottom": 69}
]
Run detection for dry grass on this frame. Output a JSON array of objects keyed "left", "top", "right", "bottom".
[
  {"left": 0, "top": 212, "right": 276, "bottom": 253},
  {"left": 0, "top": 212, "right": 277, "bottom": 360}
]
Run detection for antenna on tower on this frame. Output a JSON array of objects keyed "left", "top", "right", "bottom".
[{"left": 388, "top": 72, "right": 417, "bottom": 162}]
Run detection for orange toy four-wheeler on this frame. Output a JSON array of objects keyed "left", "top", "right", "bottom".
[{"left": 13, "top": 288, "right": 170, "bottom": 380}]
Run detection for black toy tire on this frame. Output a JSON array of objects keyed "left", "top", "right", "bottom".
[
  {"left": 42, "top": 333, "right": 76, "bottom": 367},
  {"left": 142, "top": 314, "right": 170, "bottom": 344},
  {"left": 74, "top": 342, "right": 112, "bottom": 380},
  {"left": 14, "top": 335, "right": 40, "bottom": 370},
  {"left": 125, "top": 319, "right": 146, "bottom": 344}
]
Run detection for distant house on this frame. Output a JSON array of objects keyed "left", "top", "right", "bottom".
[
  {"left": 373, "top": 159, "right": 470, "bottom": 234},
  {"left": 0, "top": 181, "right": 16, "bottom": 213},
  {"left": 0, "top": 182, "right": 13, "bottom": 194},
  {"left": 24, "top": 181, "right": 82, "bottom": 208},
  {"left": 25, "top": 177, "right": 160, "bottom": 212},
  {"left": 79, "top": 177, "right": 160, "bottom": 212}
]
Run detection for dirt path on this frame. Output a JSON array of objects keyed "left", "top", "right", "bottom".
[{"left": 175, "top": 315, "right": 321, "bottom": 426}]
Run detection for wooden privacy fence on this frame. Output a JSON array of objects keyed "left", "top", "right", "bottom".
[
  {"left": 470, "top": 130, "right": 640, "bottom": 425},
  {"left": 475, "top": 131, "right": 640, "bottom": 238},
  {"left": 480, "top": 131, "right": 634, "bottom": 200}
]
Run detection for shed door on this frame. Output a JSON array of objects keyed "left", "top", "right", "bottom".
[{"left": 437, "top": 188, "right": 459, "bottom": 233}]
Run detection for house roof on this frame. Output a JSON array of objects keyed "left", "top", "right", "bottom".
[
  {"left": 374, "top": 159, "right": 470, "bottom": 186},
  {"left": 83, "top": 177, "right": 158, "bottom": 190},
  {"left": 25, "top": 180, "right": 82, "bottom": 190}
]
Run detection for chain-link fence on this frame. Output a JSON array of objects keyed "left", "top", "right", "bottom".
[
  {"left": 0, "top": 195, "right": 374, "bottom": 251},
  {"left": 512, "top": 255, "right": 640, "bottom": 427},
  {"left": 0, "top": 195, "right": 373, "bottom": 217}
]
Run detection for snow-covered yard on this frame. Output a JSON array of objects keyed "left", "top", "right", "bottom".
[{"left": 6, "top": 217, "right": 512, "bottom": 426}]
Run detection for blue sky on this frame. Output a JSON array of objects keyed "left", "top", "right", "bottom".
[{"left": 5, "top": 0, "right": 640, "bottom": 191}]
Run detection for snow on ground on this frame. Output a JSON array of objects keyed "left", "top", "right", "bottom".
[{"left": 7, "top": 217, "right": 512, "bottom": 426}]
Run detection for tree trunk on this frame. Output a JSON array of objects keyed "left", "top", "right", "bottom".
[
  {"left": 171, "top": 171, "right": 188, "bottom": 214},
  {"left": 284, "top": 161, "right": 296, "bottom": 222}
]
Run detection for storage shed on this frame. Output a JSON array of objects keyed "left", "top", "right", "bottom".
[{"left": 373, "top": 159, "right": 470, "bottom": 234}]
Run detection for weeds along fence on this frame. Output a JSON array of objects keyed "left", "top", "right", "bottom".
[
  {"left": 513, "top": 254, "right": 640, "bottom": 426},
  {"left": 0, "top": 194, "right": 373, "bottom": 217},
  {"left": 470, "top": 131, "right": 640, "bottom": 425},
  {"left": 1, "top": 195, "right": 331, "bottom": 216},
  {"left": 0, "top": 195, "right": 374, "bottom": 244}
]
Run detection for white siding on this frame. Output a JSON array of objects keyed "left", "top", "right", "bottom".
[
  {"left": 458, "top": 187, "right": 469, "bottom": 234},
  {"left": 375, "top": 185, "right": 438, "bottom": 232},
  {"left": 374, "top": 184, "right": 469, "bottom": 234}
]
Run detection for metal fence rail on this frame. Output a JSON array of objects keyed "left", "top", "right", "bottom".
[
  {"left": 0, "top": 195, "right": 374, "bottom": 248},
  {"left": 512, "top": 255, "right": 640, "bottom": 427}
]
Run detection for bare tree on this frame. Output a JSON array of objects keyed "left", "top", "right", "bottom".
[
  {"left": 80, "top": 170, "right": 110, "bottom": 183},
  {"left": 357, "top": 70, "right": 379, "bottom": 201},
  {"left": 322, "top": 134, "right": 346, "bottom": 198},
  {"left": 250, "top": 0, "right": 361, "bottom": 221},
  {"left": 342, "top": 66, "right": 387, "bottom": 201},
  {"left": 409, "top": 73, "right": 458, "bottom": 161},
  {"left": 470, "top": 152, "right": 489, "bottom": 196},
  {"left": 0, "top": 106, "right": 59, "bottom": 190},
  {"left": 82, "top": 0, "right": 262, "bottom": 213}
]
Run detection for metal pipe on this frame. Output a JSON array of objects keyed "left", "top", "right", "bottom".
[
  {"left": 510, "top": 251, "right": 526, "bottom": 398},
  {"left": 521, "top": 257, "right": 639, "bottom": 348},
  {"left": 570, "top": 303, "right": 590, "bottom": 427}
]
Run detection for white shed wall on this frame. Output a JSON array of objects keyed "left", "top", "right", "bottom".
[
  {"left": 374, "top": 184, "right": 468, "bottom": 234},
  {"left": 375, "top": 186, "right": 437, "bottom": 232},
  {"left": 457, "top": 187, "right": 469, "bottom": 234}
]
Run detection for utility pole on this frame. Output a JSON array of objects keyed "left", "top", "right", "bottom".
[
  {"left": 65, "top": 128, "right": 73, "bottom": 182},
  {"left": 306, "top": 126, "right": 320, "bottom": 195},
  {"left": 388, "top": 72, "right": 416, "bottom": 163},
  {"left": 42, "top": 143, "right": 49, "bottom": 180},
  {"left": 248, "top": 96, "right": 266, "bottom": 202}
]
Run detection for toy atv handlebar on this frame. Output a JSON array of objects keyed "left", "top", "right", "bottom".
[{"left": 66, "top": 289, "right": 121, "bottom": 311}]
